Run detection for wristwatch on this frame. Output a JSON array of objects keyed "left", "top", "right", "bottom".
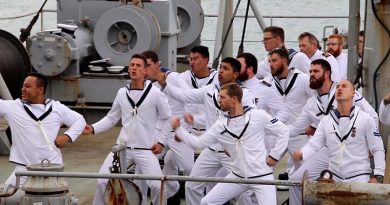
[{"left": 374, "top": 175, "right": 384, "bottom": 183}]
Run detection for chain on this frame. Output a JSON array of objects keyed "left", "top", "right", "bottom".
[{"left": 0, "top": 11, "right": 38, "bottom": 21}]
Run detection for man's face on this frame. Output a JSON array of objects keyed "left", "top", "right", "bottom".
[
  {"left": 218, "top": 89, "right": 233, "bottom": 112},
  {"left": 144, "top": 58, "right": 160, "bottom": 80},
  {"left": 128, "top": 57, "right": 146, "bottom": 81},
  {"left": 309, "top": 64, "right": 326, "bottom": 90},
  {"left": 358, "top": 35, "right": 364, "bottom": 57},
  {"left": 218, "top": 62, "right": 238, "bottom": 85},
  {"left": 188, "top": 52, "right": 208, "bottom": 75},
  {"left": 262, "top": 32, "right": 279, "bottom": 52},
  {"left": 299, "top": 36, "right": 316, "bottom": 56},
  {"left": 326, "top": 37, "right": 342, "bottom": 57},
  {"left": 237, "top": 57, "right": 249, "bottom": 81},
  {"left": 269, "top": 53, "right": 285, "bottom": 77},
  {"left": 21, "top": 76, "right": 42, "bottom": 102},
  {"left": 335, "top": 80, "right": 355, "bottom": 101}
]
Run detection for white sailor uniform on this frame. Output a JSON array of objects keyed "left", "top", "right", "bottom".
[
  {"left": 288, "top": 85, "right": 378, "bottom": 205},
  {"left": 162, "top": 81, "right": 255, "bottom": 205},
  {"left": 175, "top": 108, "right": 289, "bottom": 205},
  {"left": 309, "top": 50, "right": 341, "bottom": 82},
  {"left": 91, "top": 80, "right": 171, "bottom": 205},
  {"left": 0, "top": 99, "right": 86, "bottom": 186},
  {"left": 301, "top": 107, "right": 385, "bottom": 183}
]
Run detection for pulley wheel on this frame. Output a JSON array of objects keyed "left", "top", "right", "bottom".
[
  {"left": 94, "top": 5, "right": 161, "bottom": 66},
  {"left": 0, "top": 29, "right": 31, "bottom": 99},
  {"left": 174, "top": 0, "right": 204, "bottom": 48}
]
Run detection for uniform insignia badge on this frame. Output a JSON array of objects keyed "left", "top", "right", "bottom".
[{"left": 351, "top": 127, "right": 356, "bottom": 137}]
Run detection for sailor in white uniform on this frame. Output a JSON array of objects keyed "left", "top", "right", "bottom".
[
  {"left": 142, "top": 50, "right": 194, "bottom": 200},
  {"left": 155, "top": 57, "right": 255, "bottom": 205},
  {"left": 1, "top": 72, "right": 86, "bottom": 187},
  {"left": 257, "top": 26, "right": 311, "bottom": 79},
  {"left": 85, "top": 54, "right": 171, "bottom": 205},
  {"left": 379, "top": 91, "right": 390, "bottom": 125},
  {"left": 298, "top": 32, "right": 341, "bottom": 82},
  {"left": 179, "top": 46, "right": 219, "bottom": 136},
  {"left": 172, "top": 83, "right": 289, "bottom": 205},
  {"left": 288, "top": 60, "right": 378, "bottom": 205},
  {"left": 293, "top": 80, "right": 385, "bottom": 184}
]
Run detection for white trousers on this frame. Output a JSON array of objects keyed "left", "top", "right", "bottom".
[
  {"left": 287, "top": 134, "right": 309, "bottom": 174},
  {"left": 289, "top": 146, "right": 329, "bottom": 205},
  {"left": 92, "top": 150, "right": 166, "bottom": 205},
  {"left": 185, "top": 147, "right": 234, "bottom": 205},
  {"left": 200, "top": 173, "right": 276, "bottom": 205},
  {"left": 162, "top": 135, "right": 194, "bottom": 198}
]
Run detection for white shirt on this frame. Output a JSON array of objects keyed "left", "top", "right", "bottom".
[
  {"left": 242, "top": 76, "right": 282, "bottom": 115},
  {"left": 0, "top": 99, "right": 86, "bottom": 166},
  {"left": 379, "top": 101, "right": 390, "bottom": 125},
  {"left": 301, "top": 107, "right": 385, "bottom": 179},
  {"left": 289, "top": 84, "right": 378, "bottom": 137},
  {"left": 175, "top": 108, "right": 289, "bottom": 178},
  {"left": 336, "top": 53, "right": 348, "bottom": 80},
  {"left": 179, "top": 69, "right": 219, "bottom": 130},
  {"left": 269, "top": 69, "right": 314, "bottom": 125},
  {"left": 93, "top": 80, "right": 171, "bottom": 148},
  {"left": 257, "top": 51, "right": 311, "bottom": 79},
  {"left": 310, "top": 50, "right": 341, "bottom": 82}
]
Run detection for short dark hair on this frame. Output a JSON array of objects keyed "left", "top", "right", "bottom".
[
  {"left": 142, "top": 50, "right": 159, "bottom": 63},
  {"left": 27, "top": 72, "right": 47, "bottom": 94},
  {"left": 220, "top": 83, "right": 243, "bottom": 103},
  {"left": 311, "top": 59, "right": 332, "bottom": 74},
  {"left": 359, "top": 30, "right": 365, "bottom": 37},
  {"left": 236, "top": 52, "right": 258, "bottom": 74},
  {"left": 268, "top": 47, "right": 289, "bottom": 59},
  {"left": 299, "top": 32, "right": 320, "bottom": 48},
  {"left": 221, "top": 57, "right": 241, "bottom": 73},
  {"left": 263, "top": 26, "right": 285, "bottom": 42},
  {"left": 131, "top": 54, "right": 147, "bottom": 67},
  {"left": 191, "top": 45, "right": 209, "bottom": 59}
]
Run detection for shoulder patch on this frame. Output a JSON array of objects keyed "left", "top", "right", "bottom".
[
  {"left": 270, "top": 118, "right": 278, "bottom": 124},
  {"left": 322, "top": 52, "right": 331, "bottom": 58},
  {"left": 261, "top": 80, "right": 272, "bottom": 87}
]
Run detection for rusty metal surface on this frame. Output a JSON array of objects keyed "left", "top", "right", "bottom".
[
  {"left": 303, "top": 172, "right": 390, "bottom": 205},
  {"left": 104, "top": 179, "right": 141, "bottom": 205}
]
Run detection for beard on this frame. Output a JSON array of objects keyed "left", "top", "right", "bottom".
[
  {"left": 327, "top": 48, "right": 341, "bottom": 57},
  {"left": 271, "top": 65, "right": 284, "bottom": 77},
  {"left": 237, "top": 71, "right": 249, "bottom": 82},
  {"left": 309, "top": 75, "right": 325, "bottom": 89}
]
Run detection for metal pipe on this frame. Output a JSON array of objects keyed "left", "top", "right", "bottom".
[
  {"left": 346, "top": 0, "right": 360, "bottom": 81},
  {"left": 249, "top": 0, "right": 267, "bottom": 31},
  {"left": 0, "top": 174, "right": 21, "bottom": 197},
  {"left": 14, "top": 171, "right": 302, "bottom": 186},
  {"left": 0, "top": 73, "right": 13, "bottom": 100}
]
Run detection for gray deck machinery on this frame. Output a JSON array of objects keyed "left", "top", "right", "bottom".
[{"left": 25, "top": 0, "right": 204, "bottom": 121}]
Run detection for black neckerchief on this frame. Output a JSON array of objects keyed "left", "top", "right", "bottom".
[
  {"left": 316, "top": 82, "right": 336, "bottom": 116},
  {"left": 126, "top": 82, "right": 153, "bottom": 112},
  {"left": 220, "top": 107, "right": 252, "bottom": 139},
  {"left": 273, "top": 71, "right": 299, "bottom": 96},
  {"left": 330, "top": 106, "right": 360, "bottom": 142},
  {"left": 22, "top": 100, "right": 53, "bottom": 121},
  {"left": 190, "top": 69, "right": 217, "bottom": 89}
]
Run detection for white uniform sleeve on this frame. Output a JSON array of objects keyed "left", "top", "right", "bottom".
[
  {"left": 162, "top": 82, "right": 207, "bottom": 104},
  {"left": 289, "top": 102, "right": 312, "bottom": 137},
  {"left": 155, "top": 90, "right": 172, "bottom": 146},
  {"left": 289, "top": 52, "right": 311, "bottom": 74},
  {"left": 0, "top": 99, "right": 11, "bottom": 116},
  {"left": 301, "top": 118, "right": 327, "bottom": 161},
  {"left": 365, "top": 117, "right": 386, "bottom": 176},
  {"left": 175, "top": 123, "right": 220, "bottom": 150},
  {"left": 257, "top": 85, "right": 283, "bottom": 115},
  {"left": 327, "top": 56, "right": 341, "bottom": 83},
  {"left": 379, "top": 101, "right": 390, "bottom": 125},
  {"left": 264, "top": 114, "right": 289, "bottom": 160},
  {"left": 93, "top": 90, "right": 123, "bottom": 134},
  {"left": 354, "top": 91, "right": 379, "bottom": 125},
  {"left": 57, "top": 102, "right": 86, "bottom": 142},
  {"left": 242, "top": 88, "right": 255, "bottom": 108}
]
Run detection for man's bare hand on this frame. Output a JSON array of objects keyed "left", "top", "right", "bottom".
[
  {"left": 151, "top": 143, "right": 164, "bottom": 155},
  {"left": 171, "top": 117, "right": 181, "bottom": 130},
  {"left": 184, "top": 113, "right": 194, "bottom": 125},
  {"left": 266, "top": 156, "right": 278, "bottom": 166},
  {"left": 292, "top": 150, "right": 303, "bottom": 161},
  {"left": 83, "top": 124, "right": 94, "bottom": 135},
  {"left": 305, "top": 126, "right": 316, "bottom": 136},
  {"left": 54, "top": 135, "right": 71, "bottom": 148}
]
